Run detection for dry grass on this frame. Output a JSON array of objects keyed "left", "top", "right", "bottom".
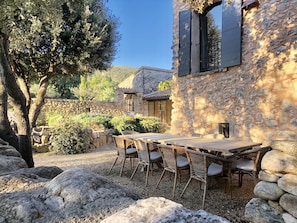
[{"left": 33, "top": 144, "right": 255, "bottom": 223}]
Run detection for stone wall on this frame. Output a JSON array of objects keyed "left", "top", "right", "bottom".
[
  {"left": 245, "top": 140, "right": 297, "bottom": 222},
  {"left": 171, "top": 0, "right": 297, "bottom": 146},
  {"left": 41, "top": 99, "right": 125, "bottom": 117}
]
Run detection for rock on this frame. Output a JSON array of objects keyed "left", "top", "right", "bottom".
[
  {"left": 0, "top": 167, "right": 140, "bottom": 223},
  {"left": 280, "top": 193, "right": 297, "bottom": 219},
  {"left": 0, "top": 138, "right": 9, "bottom": 145},
  {"left": 268, "top": 200, "right": 284, "bottom": 212},
  {"left": 271, "top": 140, "right": 297, "bottom": 158},
  {"left": 0, "top": 172, "right": 47, "bottom": 193},
  {"left": 278, "top": 174, "right": 297, "bottom": 196},
  {"left": 261, "top": 150, "right": 297, "bottom": 175},
  {"left": 101, "top": 197, "right": 231, "bottom": 223},
  {"left": 0, "top": 145, "right": 22, "bottom": 157},
  {"left": 17, "top": 166, "right": 62, "bottom": 179},
  {"left": 0, "top": 155, "right": 27, "bottom": 174},
  {"left": 282, "top": 213, "right": 297, "bottom": 223},
  {"left": 245, "top": 198, "right": 284, "bottom": 223},
  {"left": 254, "top": 181, "right": 285, "bottom": 200},
  {"left": 259, "top": 170, "right": 280, "bottom": 182}
]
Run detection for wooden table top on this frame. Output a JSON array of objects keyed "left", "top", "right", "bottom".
[{"left": 119, "top": 133, "right": 262, "bottom": 156}]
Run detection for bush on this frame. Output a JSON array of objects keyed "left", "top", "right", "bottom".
[
  {"left": 110, "top": 115, "right": 163, "bottom": 134},
  {"left": 43, "top": 112, "right": 112, "bottom": 130},
  {"left": 70, "top": 113, "right": 113, "bottom": 130},
  {"left": 139, "top": 117, "right": 162, "bottom": 133},
  {"left": 49, "top": 120, "right": 92, "bottom": 155},
  {"left": 46, "top": 112, "right": 64, "bottom": 126}
]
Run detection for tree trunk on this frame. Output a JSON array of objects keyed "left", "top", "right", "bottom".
[
  {"left": 0, "top": 33, "right": 34, "bottom": 167},
  {"left": 29, "top": 75, "right": 50, "bottom": 128}
]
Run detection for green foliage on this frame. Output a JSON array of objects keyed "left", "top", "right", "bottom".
[
  {"left": 43, "top": 112, "right": 112, "bottom": 130},
  {"left": 139, "top": 117, "right": 162, "bottom": 133},
  {"left": 71, "top": 66, "right": 137, "bottom": 101},
  {"left": 45, "top": 113, "right": 64, "bottom": 126},
  {"left": 110, "top": 115, "right": 162, "bottom": 134},
  {"left": 49, "top": 120, "right": 92, "bottom": 155},
  {"left": 103, "top": 66, "right": 138, "bottom": 84},
  {"left": 158, "top": 79, "right": 172, "bottom": 90},
  {"left": 51, "top": 75, "right": 80, "bottom": 99},
  {"left": 70, "top": 113, "right": 112, "bottom": 130}
]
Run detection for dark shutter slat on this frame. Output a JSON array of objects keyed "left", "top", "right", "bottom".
[
  {"left": 178, "top": 10, "right": 191, "bottom": 76},
  {"left": 221, "top": 0, "right": 242, "bottom": 68}
]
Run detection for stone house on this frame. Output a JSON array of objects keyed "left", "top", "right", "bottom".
[
  {"left": 115, "top": 66, "right": 173, "bottom": 125},
  {"left": 171, "top": 0, "right": 297, "bottom": 146}
]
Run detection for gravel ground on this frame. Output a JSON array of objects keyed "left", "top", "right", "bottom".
[{"left": 33, "top": 143, "right": 256, "bottom": 223}]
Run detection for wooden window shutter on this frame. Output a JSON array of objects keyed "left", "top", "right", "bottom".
[
  {"left": 178, "top": 10, "right": 192, "bottom": 76},
  {"left": 221, "top": 0, "right": 242, "bottom": 68}
]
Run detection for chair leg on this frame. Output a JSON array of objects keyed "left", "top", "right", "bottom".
[
  {"left": 239, "top": 171, "right": 243, "bottom": 187},
  {"left": 156, "top": 169, "right": 166, "bottom": 189},
  {"left": 129, "top": 157, "right": 134, "bottom": 170},
  {"left": 202, "top": 181, "right": 207, "bottom": 209},
  {"left": 180, "top": 177, "right": 192, "bottom": 197},
  {"left": 130, "top": 163, "right": 140, "bottom": 181},
  {"left": 108, "top": 157, "right": 118, "bottom": 174},
  {"left": 119, "top": 158, "right": 126, "bottom": 177},
  {"left": 145, "top": 164, "right": 150, "bottom": 186},
  {"left": 173, "top": 172, "right": 177, "bottom": 197}
]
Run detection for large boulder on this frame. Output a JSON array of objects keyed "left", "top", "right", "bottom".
[
  {"left": 102, "top": 197, "right": 231, "bottom": 223},
  {"left": 0, "top": 144, "right": 22, "bottom": 157},
  {"left": 0, "top": 167, "right": 140, "bottom": 223},
  {"left": 254, "top": 181, "right": 285, "bottom": 201},
  {"left": 0, "top": 155, "right": 27, "bottom": 174},
  {"left": 279, "top": 193, "right": 297, "bottom": 219},
  {"left": 261, "top": 150, "right": 297, "bottom": 175},
  {"left": 258, "top": 170, "right": 280, "bottom": 183},
  {"left": 0, "top": 142, "right": 28, "bottom": 174},
  {"left": 278, "top": 174, "right": 297, "bottom": 196},
  {"left": 8, "top": 166, "right": 63, "bottom": 179},
  {"left": 245, "top": 198, "right": 284, "bottom": 223},
  {"left": 271, "top": 140, "right": 297, "bottom": 158}
]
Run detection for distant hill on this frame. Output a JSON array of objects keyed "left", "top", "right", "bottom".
[{"left": 93, "top": 66, "right": 138, "bottom": 84}]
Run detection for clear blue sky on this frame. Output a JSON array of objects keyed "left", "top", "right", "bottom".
[{"left": 105, "top": 0, "right": 173, "bottom": 70}]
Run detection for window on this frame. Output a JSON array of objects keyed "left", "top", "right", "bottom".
[
  {"left": 200, "top": 4, "right": 222, "bottom": 72},
  {"left": 125, "top": 94, "right": 134, "bottom": 112},
  {"left": 178, "top": 0, "right": 242, "bottom": 76}
]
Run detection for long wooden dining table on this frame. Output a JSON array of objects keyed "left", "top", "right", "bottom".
[
  {"left": 120, "top": 132, "right": 262, "bottom": 156},
  {"left": 119, "top": 132, "right": 262, "bottom": 196}
]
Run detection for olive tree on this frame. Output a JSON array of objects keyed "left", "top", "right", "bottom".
[{"left": 0, "top": 0, "right": 119, "bottom": 166}]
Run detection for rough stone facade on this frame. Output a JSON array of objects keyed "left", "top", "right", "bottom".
[
  {"left": 171, "top": 0, "right": 297, "bottom": 146},
  {"left": 116, "top": 66, "right": 172, "bottom": 116}
]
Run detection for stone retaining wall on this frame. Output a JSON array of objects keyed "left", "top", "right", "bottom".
[
  {"left": 41, "top": 99, "right": 125, "bottom": 116},
  {"left": 245, "top": 140, "right": 297, "bottom": 223}
]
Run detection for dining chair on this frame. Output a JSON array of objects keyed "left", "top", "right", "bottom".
[
  {"left": 180, "top": 148, "right": 223, "bottom": 209},
  {"left": 156, "top": 144, "right": 189, "bottom": 197},
  {"left": 121, "top": 130, "right": 139, "bottom": 148},
  {"left": 234, "top": 146, "right": 271, "bottom": 187},
  {"left": 130, "top": 139, "right": 162, "bottom": 186},
  {"left": 108, "top": 135, "right": 138, "bottom": 176}
]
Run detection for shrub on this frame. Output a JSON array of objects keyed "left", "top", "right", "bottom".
[
  {"left": 71, "top": 113, "right": 113, "bottom": 130},
  {"left": 139, "top": 116, "right": 162, "bottom": 133},
  {"left": 110, "top": 115, "right": 163, "bottom": 134},
  {"left": 46, "top": 112, "right": 64, "bottom": 126},
  {"left": 110, "top": 116, "right": 139, "bottom": 134},
  {"left": 49, "top": 120, "right": 92, "bottom": 155}
]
